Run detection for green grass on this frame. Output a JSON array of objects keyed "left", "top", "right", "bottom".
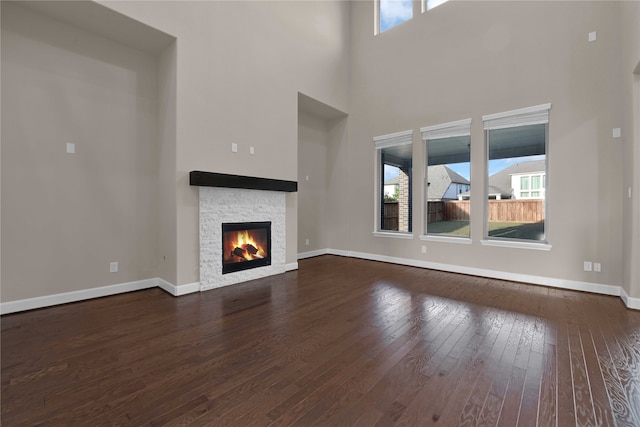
[{"left": 427, "top": 220, "right": 545, "bottom": 241}]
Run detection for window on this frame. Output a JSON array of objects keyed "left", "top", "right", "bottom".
[
  {"left": 483, "top": 104, "right": 550, "bottom": 243},
  {"left": 421, "top": 119, "right": 471, "bottom": 239},
  {"left": 515, "top": 173, "right": 545, "bottom": 199},
  {"left": 374, "top": 130, "right": 413, "bottom": 234},
  {"left": 424, "top": 0, "right": 449, "bottom": 11},
  {"left": 378, "top": 0, "right": 412, "bottom": 33}
]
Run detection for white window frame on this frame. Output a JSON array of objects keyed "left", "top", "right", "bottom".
[
  {"left": 373, "top": 129, "right": 414, "bottom": 238},
  {"left": 420, "top": 118, "right": 472, "bottom": 243},
  {"left": 482, "top": 104, "right": 552, "bottom": 250}
]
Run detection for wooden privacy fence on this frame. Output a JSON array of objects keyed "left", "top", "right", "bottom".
[
  {"left": 487, "top": 199, "right": 544, "bottom": 222},
  {"left": 383, "top": 202, "right": 399, "bottom": 230},
  {"left": 427, "top": 200, "right": 543, "bottom": 223}
]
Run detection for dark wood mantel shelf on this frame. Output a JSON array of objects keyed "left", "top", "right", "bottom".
[{"left": 189, "top": 171, "right": 297, "bottom": 192}]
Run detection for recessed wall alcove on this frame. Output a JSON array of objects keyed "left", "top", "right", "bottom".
[
  {"left": 297, "top": 93, "right": 349, "bottom": 258},
  {"left": 1, "top": 1, "right": 178, "bottom": 302}
]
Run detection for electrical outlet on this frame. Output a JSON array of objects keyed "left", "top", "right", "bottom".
[
  {"left": 231, "top": 143, "right": 238, "bottom": 153},
  {"left": 66, "top": 143, "right": 75, "bottom": 154},
  {"left": 584, "top": 261, "right": 592, "bottom": 272},
  {"left": 305, "top": 239, "right": 309, "bottom": 246},
  {"left": 594, "top": 263, "right": 601, "bottom": 272},
  {"left": 421, "top": 246, "right": 427, "bottom": 254},
  {"left": 110, "top": 262, "right": 118, "bottom": 273}
]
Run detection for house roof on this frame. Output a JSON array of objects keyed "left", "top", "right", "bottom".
[
  {"left": 488, "top": 159, "right": 545, "bottom": 198},
  {"left": 384, "top": 175, "right": 399, "bottom": 186},
  {"left": 427, "top": 165, "right": 469, "bottom": 200}
]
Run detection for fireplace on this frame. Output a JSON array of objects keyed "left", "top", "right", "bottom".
[
  {"left": 222, "top": 221, "right": 271, "bottom": 274},
  {"left": 193, "top": 172, "right": 295, "bottom": 291}
]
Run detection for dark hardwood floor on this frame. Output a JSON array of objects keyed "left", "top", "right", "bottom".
[{"left": 2, "top": 255, "right": 639, "bottom": 426}]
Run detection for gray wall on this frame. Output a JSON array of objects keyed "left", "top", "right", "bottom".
[
  {"left": 1, "top": 3, "right": 160, "bottom": 300},
  {"left": 345, "top": 1, "right": 632, "bottom": 291},
  {"left": 2, "top": 0, "right": 638, "bottom": 304}
]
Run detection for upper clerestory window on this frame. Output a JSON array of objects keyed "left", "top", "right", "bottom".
[
  {"left": 424, "top": 0, "right": 449, "bottom": 12},
  {"left": 378, "top": 0, "right": 413, "bottom": 33}
]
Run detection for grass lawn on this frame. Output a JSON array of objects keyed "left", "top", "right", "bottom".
[{"left": 427, "top": 220, "right": 545, "bottom": 240}]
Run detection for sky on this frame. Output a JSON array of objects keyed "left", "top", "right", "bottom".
[{"left": 379, "top": 0, "right": 412, "bottom": 32}]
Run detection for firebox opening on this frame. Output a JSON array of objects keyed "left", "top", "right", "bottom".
[{"left": 222, "top": 221, "right": 271, "bottom": 274}]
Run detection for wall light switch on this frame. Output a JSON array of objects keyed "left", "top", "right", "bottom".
[
  {"left": 594, "top": 262, "right": 601, "bottom": 272},
  {"left": 305, "top": 239, "right": 309, "bottom": 246},
  {"left": 306, "top": 176, "right": 309, "bottom": 181},
  {"left": 613, "top": 128, "right": 621, "bottom": 138},
  {"left": 250, "top": 146, "right": 255, "bottom": 155},
  {"left": 588, "top": 31, "right": 596, "bottom": 42},
  {"left": 231, "top": 143, "right": 238, "bottom": 153},
  {"left": 584, "top": 261, "right": 592, "bottom": 272},
  {"left": 421, "top": 245, "right": 427, "bottom": 254},
  {"left": 66, "top": 143, "right": 75, "bottom": 154}
]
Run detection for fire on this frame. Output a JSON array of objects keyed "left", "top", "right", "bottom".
[{"left": 230, "top": 230, "right": 265, "bottom": 261}]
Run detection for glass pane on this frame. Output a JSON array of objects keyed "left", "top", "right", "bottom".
[
  {"left": 532, "top": 175, "right": 541, "bottom": 190},
  {"left": 487, "top": 124, "right": 546, "bottom": 242},
  {"left": 379, "top": 0, "right": 412, "bottom": 33},
  {"left": 426, "top": 135, "right": 470, "bottom": 238},
  {"left": 381, "top": 145, "right": 412, "bottom": 232},
  {"left": 426, "top": 0, "right": 449, "bottom": 11}
]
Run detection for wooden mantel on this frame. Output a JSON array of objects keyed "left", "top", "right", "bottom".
[{"left": 189, "top": 171, "right": 297, "bottom": 192}]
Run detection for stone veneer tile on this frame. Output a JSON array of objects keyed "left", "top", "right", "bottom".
[{"left": 199, "top": 187, "right": 286, "bottom": 291}]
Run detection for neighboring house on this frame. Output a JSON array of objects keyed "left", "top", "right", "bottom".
[
  {"left": 427, "top": 165, "right": 470, "bottom": 201},
  {"left": 488, "top": 160, "right": 546, "bottom": 200},
  {"left": 457, "top": 160, "right": 545, "bottom": 200},
  {"left": 384, "top": 175, "right": 399, "bottom": 198}
]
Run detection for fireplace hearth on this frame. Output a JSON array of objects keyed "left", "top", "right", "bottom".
[{"left": 222, "top": 222, "right": 271, "bottom": 274}]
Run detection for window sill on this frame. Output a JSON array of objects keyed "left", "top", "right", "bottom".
[
  {"left": 419, "top": 235, "right": 472, "bottom": 245},
  {"left": 373, "top": 231, "right": 414, "bottom": 240},
  {"left": 480, "top": 239, "right": 552, "bottom": 251}
]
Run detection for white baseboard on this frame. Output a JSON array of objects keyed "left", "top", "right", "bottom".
[
  {"left": 297, "top": 248, "right": 350, "bottom": 259},
  {"left": 157, "top": 279, "right": 200, "bottom": 296},
  {"left": 299, "top": 248, "right": 637, "bottom": 310},
  {"left": 285, "top": 262, "right": 299, "bottom": 272},
  {"left": 621, "top": 288, "right": 640, "bottom": 310},
  {"left": 0, "top": 278, "right": 157, "bottom": 315},
  {"left": 297, "top": 249, "right": 329, "bottom": 259},
  {"left": 4, "top": 253, "right": 637, "bottom": 314}
]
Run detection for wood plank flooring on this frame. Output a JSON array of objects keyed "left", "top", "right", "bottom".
[{"left": 2, "top": 255, "right": 639, "bottom": 426}]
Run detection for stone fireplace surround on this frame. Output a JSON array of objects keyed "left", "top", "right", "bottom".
[{"left": 191, "top": 172, "right": 297, "bottom": 291}]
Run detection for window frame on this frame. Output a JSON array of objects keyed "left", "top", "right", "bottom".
[
  {"left": 482, "top": 104, "right": 552, "bottom": 250},
  {"left": 373, "top": 129, "right": 414, "bottom": 238},
  {"left": 420, "top": 118, "right": 472, "bottom": 243}
]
